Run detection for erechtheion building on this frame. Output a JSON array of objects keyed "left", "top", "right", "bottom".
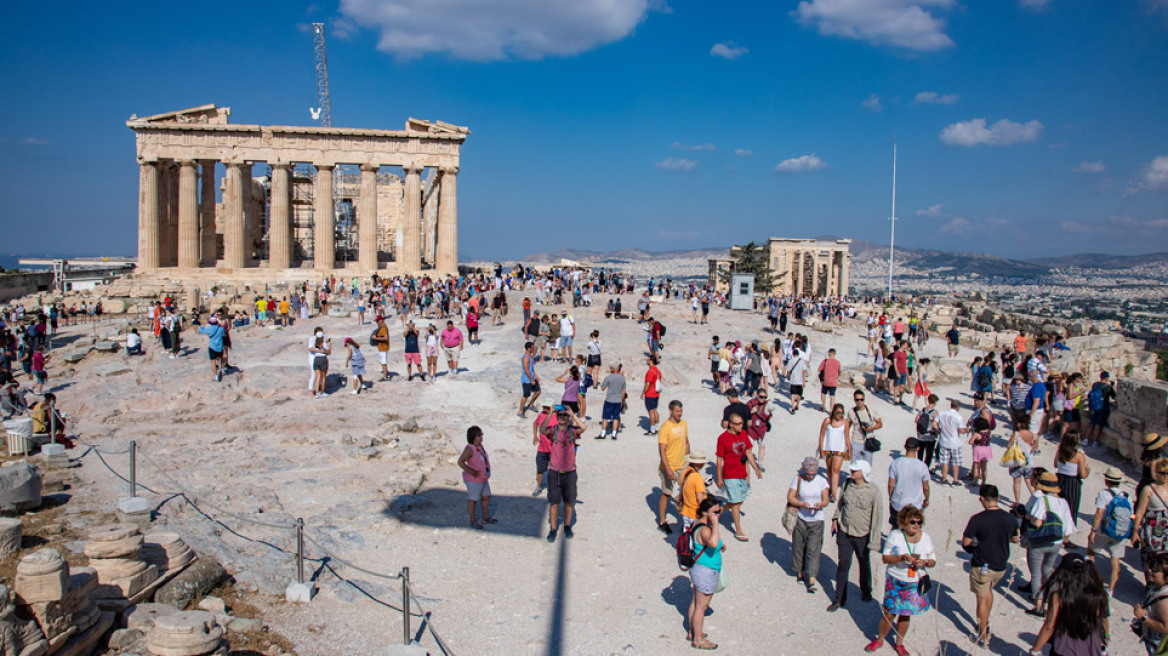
[
  {"left": 709, "top": 238, "right": 851, "bottom": 297},
  {"left": 128, "top": 104, "right": 468, "bottom": 277}
]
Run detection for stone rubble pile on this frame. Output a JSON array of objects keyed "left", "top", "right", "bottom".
[
  {"left": 85, "top": 525, "right": 158, "bottom": 603},
  {"left": 11, "top": 548, "right": 115, "bottom": 656},
  {"left": 140, "top": 533, "right": 196, "bottom": 576}
]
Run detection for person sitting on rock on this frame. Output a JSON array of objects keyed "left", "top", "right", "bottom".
[{"left": 31, "top": 393, "right": 72, "bottom": 447}]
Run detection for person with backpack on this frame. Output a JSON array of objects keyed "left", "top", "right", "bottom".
[
  {"left": 1088, "top": 467, "right": 1130, "bottom": 594},
  {"left": 914, "top": 395, "right": 940, "bottom": 470},
  {"left": 1084, "top": 371, "right": 1116, "bottom": 448},
  {"left": 1020, "top": 469, "right": 1075, "bottom": 616},
  {"left": 683, "top": 497, "right": 724, "bottom": 651}
]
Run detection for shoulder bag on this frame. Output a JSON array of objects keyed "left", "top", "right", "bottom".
[{"left": 782, "top": 478, "right": 801, "bottom": 535}]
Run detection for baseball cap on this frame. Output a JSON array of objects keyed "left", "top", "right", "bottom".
[{"left": 847, "top": 460, "right": 871, "bottom": 479}]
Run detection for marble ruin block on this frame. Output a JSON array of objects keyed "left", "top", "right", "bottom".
[
  {"left": 146, "top": 609, "right": 224, "bottom": 656},
  {"left": 0, "top": 517, "right": 23, "bottom": 561},
  {"left": 141, "top": 533, "right": 195, "bottom": 573},
  {"left": 14, "top": 550, "right": 68, "bottom": 605}
]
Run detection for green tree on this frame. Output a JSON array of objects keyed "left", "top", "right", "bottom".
[{"left": 720, "top": 241, "right": 784, "bottom": 294}]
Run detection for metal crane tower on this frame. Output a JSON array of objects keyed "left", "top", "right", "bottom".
[{"left": 310, "top": 23, "right": 333, "bottom": 127}]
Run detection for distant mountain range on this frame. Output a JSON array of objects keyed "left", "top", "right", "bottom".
[{"left": 516, "top": 240, "right": 1168, "bottom": 279}]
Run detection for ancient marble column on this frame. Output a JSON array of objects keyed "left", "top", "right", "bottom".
[
  {"left": 177, "top": 161, "right": 200, "bottom": 268},
  {"left": 240, "top": 164, "right": 253, "bottom": 265},
  {"left": 269, "top": 164, "right": 292, "bottom": 269},
  {"left": 166, "top": 163, "right": 180, "bottom": 267},
  {"left": 358, "top": 164, "right": 379, "bottom": 272},
  {"left": 436, "top": 167, "right": 459, "bottom": 275},
  {"left": 156, "top": 164, "right": 171, "bottom": 267},
  {"left": 792, "top": 251, "right": 803, "bottom": 297},
  {"left": 313, "top": 165, "right": 335, "bottom": 270},
  {"left": 401, "top": 166, "right": 423, "bottom": 272},
  {"left": 839, "top": 254, "right": 849, "bottom": 298},
  {"left": 199, "top": 160, "right": 217, "bottom": 266},
  {"left": 223, "top": 163, "right": 246, "bottom": 269},
  {"left": 137, "top": 161, "right": 161, "bottom": 271}
]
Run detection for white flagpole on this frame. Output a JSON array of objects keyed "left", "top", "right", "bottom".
[{"left": 887, "top": 140, "right": 897, "bottom": 301}]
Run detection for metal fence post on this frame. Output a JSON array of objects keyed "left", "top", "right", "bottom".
[
  {"left": 296, "top": 518, "right": 305, "bottom": 585},
  {"left": 129, "top": 440, "right": 137, "bottom": 498},
  {"left": 402, "top": 567, "right": 410, "bottom": 645}
]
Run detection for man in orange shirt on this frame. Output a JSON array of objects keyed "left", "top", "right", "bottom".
[{"left": 1013, "top": 330, "right": 1028, "bottom": 357}]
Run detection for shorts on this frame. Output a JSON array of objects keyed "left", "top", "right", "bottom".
[
  {"left": 588, "top": 354, "right": 602, "bottom": 368},
  {"left": 258, "top": 311, "right": 267, "bottom": 321},
  {"left": 33, "top": 371, "right": 47, "bottom": 383},
  {"left": 969, "top": 567, "right": 1005, "bottom": 597},
  {"left": 937, "top": 446, "right": 963, "bottom": 467},
  {"left": 659, "top": 467, "right": 683, "bottom": 496},
  {"left": 562, "top": 400, "right": 579, "bottom": 414},
  {"left": 1091, "top": 533, "right": 1127, "bottom": 559},
  {"left": 1009, "top": 407, "right": 1029, "bottom": 426},
  {"left": 312, "top": 356, "right": 329, "bottom": 372},
  {"left": 1090, "top": 408, "right": 1110, "bottom": 427},
  {"left": 465, "top": 480, "right": 491, "bottom": 501},
  {"left": 536, "top": 451, "right": 551, "bottom": 474},
  {"left": 1063, "top": 408, "right": 1081, "bottom": 424},
  {"left": 1009, "top": 466, "right": 1033, "bottom": 479},
  {"left": 602, "top": 401, "right": 622, "bottom": 421},
  {"left": 689, "top": 564, "right": 719, "bottom": 595},
  {"left": 351, "top": 364, "right": 366, "bottom": 377},
  {"left": 822, "top": 386, "right": 837, "bottom": 396},
  {"left": 560, "top": 336, "right": 573, "bottom": 347},
  {"left": 972, "top": 445, "right": 992, "bottom": 463},
  {"left": 823, "top": 450, "right": 845, "bottom": 459},
  {"left": 790, "top": 384, "right": 804, "bottom": 396},
  {"left": 947, "top": 343, "right": 959, "bottom": 357},
  {"left": 442, "top": 345, "right": 459, "bottom": 361},
  {"left": 645, "top": 396, "right": 659, "bottom": 411},
  {"left": 724, "top": 478, "right": 749, "bottom": 504},
  {"left": 522, "top": 381, "right": 541, "bottom": 398},
  {"left": 650, "top": 339, "right": 659, "bottom": 352},
  {"left": 1029, "top": 410, "right": 1045, "bottom": 434},
  {"left": 208, "top": 348, "right": 222, "bottom": 361},
  {"left": 378, "top": 350, "right": 388, "bottom": 365},
  {"left": 710, "top": 360, "right": 719, "bottom": 374},
  {"left": 547, "top": 469, "right": 578, "bottom": 506},
  {"left": 896, "top": 373, "right": 909, "bottom": 386},
  {"left": 425, "top": 344, "right": 440, "bottom": 358},
  {"left": 404, "top": 352, "right": 422, "bottom": 365}
]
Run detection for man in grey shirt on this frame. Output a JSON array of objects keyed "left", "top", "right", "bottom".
[
  {"left": 599, "top": 364, "right": 627, "bottom": 440},
  {"left": 887, "top": 437, "right": 930, "bottom": 528}
]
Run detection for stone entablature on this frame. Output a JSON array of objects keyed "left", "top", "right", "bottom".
[{"left": 128, "top": 104, "right": 468, "bottom": 276}]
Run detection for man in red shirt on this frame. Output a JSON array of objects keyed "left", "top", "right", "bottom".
[
  {"left": 541, "top": 407, "right": 585, "bottom": 542},
  {"left": 440, "top": 321, "right": 463, "bottom": 376},
  {"left": 893, "top": 343, "right": 910, "bottom": 405},
  {"left": 716, "top": 413, "right": 763, "bottom": 541},
  {"left": 642, "top": 354, "right": 662, "bottom": 434},
  {"left": 817, "top": 348, "right": 842, "bottom": 413}
]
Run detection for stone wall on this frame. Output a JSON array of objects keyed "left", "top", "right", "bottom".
[
  {"left": 1102, "top": 377, "right": 1168, "bottom": 464},
  {"left": 0, "top": 272, "right": 53, "bottom": 303}
]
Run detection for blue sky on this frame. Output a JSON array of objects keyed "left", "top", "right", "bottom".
[{"left": 2, "top": 0, "right": 1166, "bottom": 260}]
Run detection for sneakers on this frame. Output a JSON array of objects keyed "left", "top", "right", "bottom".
[
  {"left": 595, "top": 433, "right": 607, "bottom": 440},
  {"left": 893, "top": 645, "right": 909, "bottom": 656},
  {"left": 864, "top": 639, "right": 883, "bottom": 653},
  {"left": 546, "top": 528, "right": 557, "bottom": 543},
  {"left": 532, "top": 486, "right": 542, "bottom": 497},
  {"left": 351, "top": 389, "right": 359, "bottom": 395},
  {"left": 564, "top": 526, "right": 574, "bottom": 539},
  {"left": 657, "top": 522, "right": 672, "bottom": 535}
]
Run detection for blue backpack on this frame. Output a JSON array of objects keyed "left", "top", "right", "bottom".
[
  {"left": 1102, "top": 490, "right": 1133, "bottom": 540},
  {"left": 1087, "top": 384, "right": 1106, "bottom": 412}
]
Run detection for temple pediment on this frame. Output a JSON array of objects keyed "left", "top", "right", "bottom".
[
  {"left": 128, "top": 105, "right": 231, "bottom": 126},
  {"left": 406, "top": 118, "right": 471, "bottom": 135}
]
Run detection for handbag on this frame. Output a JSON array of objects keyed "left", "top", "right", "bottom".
[
  {"left": 917, "top": 573, "right": 932, "bottom": 595},
  {"left": 1000, "top": 441, "right": 1029, "bottom": 469},
  {"left": 782, "top": 478, "right": 802, "bottom": 535},
  {"left": 1024, "top": 496, "right": 1064, "bottom": 547},
  {"left": 715, "top": 568, "right": 729, "bottom": 593},
  {"left": 864, "top": 436, "right": 882, "bottom": 453}
]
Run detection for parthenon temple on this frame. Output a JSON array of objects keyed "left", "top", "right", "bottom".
[
  {"left": 709, "top": 237, "right": 851, "bottom": 297},
  {"left": 128, "top": 104, "right": 469, "bottom": 277}
]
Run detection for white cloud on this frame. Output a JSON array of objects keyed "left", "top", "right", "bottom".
[
  {"left": 861, "top": 94, "right": 883, "bottom": 112},
  {"left": 1139, "top": 156, "right": 1168, "bottom": 191},
  {"left": 734, "top": 148, "right": 753, "bottom": 157},
  {"left": 940, "top": 216, "right": 972, "bottom": 233},
  {"left": 1072, "top": 161, "right": 1106, "bottom": 174},
  {"left": 655, "top": 157, "right": 697, "bottom": 171},
  {"left": 792, "top": 0, "right": 956, "bottom": 51},
  {"left": 673, "top": 142, "right": 715, "bottom": 152},
  {"left": 916, "top": 203, "right": 948, "bottom": 217},
  {"left": 913, "top": 91, "right": 959, "bottom": 104},
  {"left": 22, "top": 137, "right": 49, "bottom": 146},
  {"left": 338, "top": 0, "right": 655, "bottom": 61},
  {"left": 1019, "top": 0, "right": 1051, "bottom": 10},
  {"left": 1143, "top": 0, "right": 1168, "bottom": 19},
  {"left": 710, "top": 41, "right": 748, "bottom": 59},
  {"left": 775, "top": 154, "right": 827, "bottom": 173},
  {"left": 940, "top": 118, "right": 1044, "bottom": 146}
]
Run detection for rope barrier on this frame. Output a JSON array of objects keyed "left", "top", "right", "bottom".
[{"left": 71, "top": 437, "right": 454, "bottom": 654}]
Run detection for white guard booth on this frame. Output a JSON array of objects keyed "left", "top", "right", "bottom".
[{"left": 729, "top": 273, "right": 754, "bottom": 311}]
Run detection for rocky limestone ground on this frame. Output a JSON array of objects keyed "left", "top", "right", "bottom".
[{"left": 41, "top": 296, "right": 1146, "bottom": 656}]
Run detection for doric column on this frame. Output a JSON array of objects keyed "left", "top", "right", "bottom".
[
  {"left": 156, "top": 164, "right": 171, "bottom": 266},
  {"left": 269, "top": 164, "right": 292, "bottom": 269},
  {"left": 199, "top": 160, "right": 217, "bottom": 265},
  {"left": 359, "top": 164, "right": 380, "bottom": 272},
  {"left": 313, "top": 165, "right": 335, "bottom": 270},
  {"left": 792, "top": 251, "right": 803, "bottom": 297},
  {"left": 223, "top": 163, "right": 246, "bottom": 269},
  {"left": 240, "top": 164, "right": 254, "bottom": 264},
  {"left": 166, "top": 163, "right": 180, "bottom": 266},
  {"left": 177, "top": 161, "right": 200, "bottom": 268},
  {"left": 137, "top": 161, "right": 161, "bottom": 271},
  {"left": 401, "top": 166, "right": 423, "bottom": 272},
  {"left": 436, "top": 166, "right": 459, "bottom": 275}
]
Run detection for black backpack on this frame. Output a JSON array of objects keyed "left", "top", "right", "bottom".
[
  {"left": 676, "top": 522, "right": 702, "bottom": 569},
  {"left": 977, "top": 368, "right": 992, "bottom": 389},
  {"left": 915, "top": 409, "right": 933, "bottom": 435}
]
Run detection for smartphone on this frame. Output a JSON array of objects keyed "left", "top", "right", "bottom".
[{"left": 554, "top": 404, "right": 564, "bottom": 411}]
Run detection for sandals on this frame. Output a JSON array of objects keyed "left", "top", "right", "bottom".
[
  {"left": 691, "top": 639, "right": 718, "bottom": 651},
  {"left": 470, "top": 521, "right": 484, "bottom": 530},
  {"left": 734, "top": 534, "right": 749, "bottom": 542},
  {"left": 685, "top": 632, "right": 708, "bottom": 642},
  {"left": 806, "top": 582, "right": 818, "bottom": 594},
  {"left": 483, "top": 517, "right": 499, "bottom": 524}
]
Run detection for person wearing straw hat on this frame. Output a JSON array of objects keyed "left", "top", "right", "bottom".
[
  {"left": 1021, "top": 469, "right": 1075, "bottom": 614},
  {"left": 678, "top": 451, "right": 709, "bottom": 531},
  {"left": 1134, "top": 453, "right": 1168, "bottom": 566},
  {"left": 1138, "top": 432, "right": 1168, "bottom": 502},
  {"left": 1089, "top": 466, "right": 1131, "bottom": 594}
]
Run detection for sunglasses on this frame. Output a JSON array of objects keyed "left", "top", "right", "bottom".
[
  {"left": 730, "top": 421, "right": 744, "bottom": 426},
  {"left": 907, "top": 520, "right": 923, "bottom": 526}
]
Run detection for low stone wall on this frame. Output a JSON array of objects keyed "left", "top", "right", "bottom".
[
  {"left": 0, "top": 271, "right": 53, "bottom": 303},
  {"left": 1102, "top": 377, "right": 1168, "bottom": 464}
]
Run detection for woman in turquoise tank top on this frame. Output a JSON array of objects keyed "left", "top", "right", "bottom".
[{"left": 688, "top": 498, "right": 724, "bottom": 650}]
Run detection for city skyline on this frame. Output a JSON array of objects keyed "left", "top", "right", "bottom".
[{"left": 2, "top": 0, "right": 1166, "bottom": 260}]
